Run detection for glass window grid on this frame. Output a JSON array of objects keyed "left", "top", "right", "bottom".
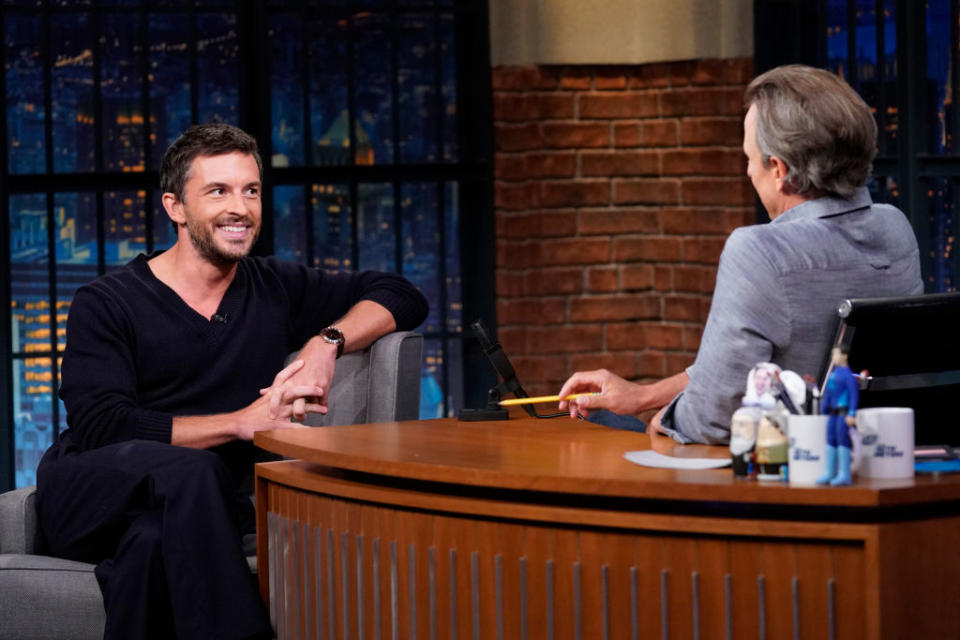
[{"left": 1, "top": 1, "right": 491, "bottom": 488}]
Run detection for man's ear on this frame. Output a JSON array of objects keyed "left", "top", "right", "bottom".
[
  {"left": 768, "top": 155, "right": 793, "bottom": 193},
  {"left": 161, "top": 192, "right": 185, "bottom": 226}
]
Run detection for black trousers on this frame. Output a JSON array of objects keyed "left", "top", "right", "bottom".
[{"left": 36, "top": 440, "right": 272, "bottom": 640}]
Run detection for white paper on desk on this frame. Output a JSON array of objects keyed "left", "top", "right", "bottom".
[{"left": 624, "top": 450, "right": 731, "bottom": 470}]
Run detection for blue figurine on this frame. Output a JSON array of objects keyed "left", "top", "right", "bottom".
[{"left": 817, "top": 347, "right": 859, "bottom": 486}]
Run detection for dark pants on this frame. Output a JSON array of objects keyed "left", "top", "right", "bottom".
[
  {"left": 826, "top": 409, "right": 852, "bottom": 448},
  {"left": 36, "top": 440, "right": 272, "bottom": 640}
]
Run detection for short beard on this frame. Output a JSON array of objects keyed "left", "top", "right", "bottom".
[{"left": 184, "top": 217, "right": 259, "bottom": 268}]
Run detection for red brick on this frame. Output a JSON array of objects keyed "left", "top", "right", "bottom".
[
  {"left": 660, "top": 88, "right": 743, "bottom": 117},
  {"left": 540, "top": 180, "right": 609, "bottom": 208},
  {"left": 660, "top": 208, "right": 731, "bottom": 235},
  {"left": 540, "top": 238, "right": 610, "bottom": 266},
  {"left": 673, "top": 265, "right": 717, "bottom": 293},
  {"left": 529, "top": 325, "right": 604, "bottom": 354},
  {"left": 533, "top": 66, "right": 563, "bottom": 89},
  {"left": 542, "top": 123, "right": 610, "bottom": 149},
  {"left": 510, "top": 356, "right": 557, "bottom": 385},
  {"left": 569, "top": 294, "right": 660, "bottom": 322},
  {"left": 526, "top": 268, "right": 584, "bottom": 295},
  {"left": 491, "top": 66, "right": 542, "bottom": 91},
  {"left": 666, "top": 352, "right": 696, "bottom": 374},
  {"left": 579, "top": 93, "right": 659, "bottom": 119},
  {"left": 539, "top": 210, "right": 578, "bottom": 237},
  {"left": 497, "top": 326, "right": 530, "bottom": 355},
  {"left": 654, "top": 265, "right": 673, "bottom": 291},
  {"left": 495, "top": 123, "right": 541, "bottom": 152},
  {"left": 682, "top": 237, "right": 726, "bottom": 264},
  {"left": 691, "top": 58, "right": 754, "bottom": 86},
  {"left": 613, "top": 179, "right": 680, "bottom": 205},
  {"left": 493, "top": 94, "right": 540, "bottom": 122},
  {"left": 683, "top": 325, "right": 703, "bottom": 351},
  {"left": 498, "top": 212, "right": 541, "bottom": 239},
  {"left": 587, "top": 267, "right": 618, "bottom": 292},
  {"left": 681, "top": 178, "right": 754, "bottom": 206},
  {"left": 629, "top": 63, "right": 671, "bottom": 89},
  {"left": 636, "top": 351, "right": 666, "bottom": 377},
  {"left": 607, "top": 322, "right": 646, "bottom": 350},
  {"left": 680, "top": 117, "right": 743, "bottom": 146},
  {"left": 497, "top": 239, "right": 542, "bottom": 269},
  {"left": 639, "top": 120, "right": 679, "bottom": 147},
  {"left": 664, "top": 295, "right": 702, "bottom": 321},
  {"left": 645, "top": 323, "right": 684, "bottom": 349},
  {"left": 496, "top": 271, "right": 526, "bottom": 297},
  {"left": 495, "top": 182, "right": 538, "bottom": 211},
  {"left": 568, "top": 352, "right": 637, "bottom": 379},
  {"left": 620, "top": 264, "right": 654, "bottom": 290},
  {"left": 539, "top": 94, "right": 576, "bottom": 119},
  {"left": 529, "top": 152, "right": 577, "bottom": 178},
  {"left": 594, "top": 68, "right": 628, "bottom": 90},
  {"left": 661, "top": 149, "right": 745, "bottom": 176},
  {"left": 699, "top": 297, "right": 713, "bottom": 322},
  {"left": 579, "top": 208, "right": 659, "bottom": 235},
  {"left": 560, "top": 68, "right": 592, "bottom": 90},
  {"left": 614, "top": 123, "right": 641, "bottom": 147},
  {"left": 580, "top": 151, "right": 659, "bottom": 177},
  {"left": 613, "top": 236, "right": 683, "bottom": 262},
  {"left": 495, "top": 155, "right": 528, "bottom": 181},
  {"left": 498, "top": 298, "right": 566, "bottom": 325}
]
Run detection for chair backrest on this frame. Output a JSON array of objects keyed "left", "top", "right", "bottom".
[
  {"left": 0, "top": 486, "right": 37, "bottom": 554},
  {"left": 288, "top": 330, "right": 423, "bottom": 426}
]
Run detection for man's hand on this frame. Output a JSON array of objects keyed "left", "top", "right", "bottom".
[
  {"left": 557, "top": 369, "right": 646, "bottom": 419},
  {"left": 263, "top": 336, "right": 337, "bottom": 422}
]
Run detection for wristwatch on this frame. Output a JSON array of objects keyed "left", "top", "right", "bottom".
[{"left": 319, "top": 326, "right": 345, "bottom": 358}]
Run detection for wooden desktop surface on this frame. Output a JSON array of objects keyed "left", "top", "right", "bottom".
[{"left": 254, "top": 414, "right": 960, "bottom": 508}]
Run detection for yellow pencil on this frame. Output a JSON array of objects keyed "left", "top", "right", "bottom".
[{"left": 498, "top": 393, "right": 599, "bottom": 406}]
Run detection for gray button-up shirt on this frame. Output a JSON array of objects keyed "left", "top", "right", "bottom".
[{"left": 659, "top": 187, "right": 923, "bottom": 444}]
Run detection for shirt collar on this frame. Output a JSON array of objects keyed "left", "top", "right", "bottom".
[{"left": 770, "top": 186, "right": 873, "bottom": 225}]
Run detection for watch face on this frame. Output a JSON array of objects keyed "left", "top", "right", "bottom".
[{"left": 321, "top": 327, "right": 344, "bottom": 343}]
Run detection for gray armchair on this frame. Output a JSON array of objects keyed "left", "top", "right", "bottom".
[{"left": 0, "top": 331, "right": 422, "bottom": 640}]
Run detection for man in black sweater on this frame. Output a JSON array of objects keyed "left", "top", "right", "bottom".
[{"left": 35, "top": 123, "right": 429, "bottom": 639}]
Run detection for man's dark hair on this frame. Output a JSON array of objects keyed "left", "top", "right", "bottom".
[{"left": 160, "top": 123, "right": 263, "bottom": 202}]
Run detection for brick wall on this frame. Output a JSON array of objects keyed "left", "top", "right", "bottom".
[{"left": 492, "top": 58, "right": 756, "bottom": 397}]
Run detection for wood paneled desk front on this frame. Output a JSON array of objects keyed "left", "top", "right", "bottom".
[{"left": 254, "top": 416, "right": 960, "bottom": 639}]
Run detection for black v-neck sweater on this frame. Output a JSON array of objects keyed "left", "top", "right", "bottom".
[{"left": 53, "top": 253, "right": 428, "bottom": 478}]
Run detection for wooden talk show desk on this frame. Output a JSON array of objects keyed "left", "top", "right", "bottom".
[{"left": 254, "top": 416, "right": 960, "bottom": 639}]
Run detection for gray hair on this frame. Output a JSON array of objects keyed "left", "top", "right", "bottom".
[{"left": 744, "top": 65, "right": 876, "bottom": 199}]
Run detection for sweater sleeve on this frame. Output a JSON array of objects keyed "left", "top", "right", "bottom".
[
  {"left": 58, "top": 286, "right": 173, "bottom": 450},
  {"left": 266, "top": 259, "right": 430, "bottom": 347}
]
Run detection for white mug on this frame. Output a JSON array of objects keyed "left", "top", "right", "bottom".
[
  {"left": 787, "top": 415, "right": 828, "bottom": 485},
  {"left": 856, "top": 407, "right": 915, "bottom": 479}
]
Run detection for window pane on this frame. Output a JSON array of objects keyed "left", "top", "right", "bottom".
[
  {"left": 52, "top": 12, "right": 96, "bottom": 173},
  {"left": 309, "top": 14, "right": 350, "bottom": 165},
  {"left": 401, "top": 182, "right": 439, "bottom": 332},
  {"left": 440, "top": 12, "right": 458, "bottom": 162},
  {"left": 274, "top": 185, "right": 307, "bottom": 264},
  {"left": 152, "top": 191, "right": 178, "bottom": 251},
  {"left": 444, "top": 182, "right": 460, "bottom": 334},
  {"left": 101, "top": 13, "right": 146, "bottom": 172},
  {"left": 420, "top": 338, "right": 444, "bottom": 418},
  {"left": 354, "top": 12, "right": 394, "bottom": 164},
  {"left": 5, "top": 14, "right": 45, "bottom": 174},
  {"left": 104, "top": 190, "right": 147, "bottom": 266},
  {"left": 880, "top": 0, "right": 897, "bottom": 155},
  {"left": 927, "top": 178, "right": 956, "bottom": 292},
  {"left": 269, "top": 13, "right": 304, "bottom": 167},
  {"left": 445, "top": 336, "right": 463, "bottom": 415},
  {"left": 197, "top": 12, "right": 239, "bottom": 124},
  {"left": 853, "top": 0, "right": 877, "bottom": 108},
  {"left": 311, "top": 184, "right": 352, "bottom": 270},
  {"left": 826, "top": 0, "right": 847, "bottom": 78},
  {"left": 13, "top": 357, "right": 54, "bottom": 488},
  {"left": 149, "top": 12, "right": 192, "bottom": 168},
  {"left": 357, "top": 183, "right": 395, "bottom": 271},
  {"left": 926, "top": 0, "right": 952, "bottom": 154},
  {"left": 10, "top": 194, "right": 48, "bottom": 351},
  {"left": 867, "top": 175, "right": 900, "bottom": 209},
  {"left": 397, "top": 13, "right": 437, "bottom": 163}
]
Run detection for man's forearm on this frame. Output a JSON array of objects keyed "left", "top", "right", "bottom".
[
  {"left": 642, "top": 371, "right": 690, "bottom": 412},
  {"left": 328, "top": 299, "right": 397, "bottom": 353},
  {"left": 171, "top": 412, "right": 242, "bottom": 449}
]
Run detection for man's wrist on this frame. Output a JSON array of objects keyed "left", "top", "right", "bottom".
[{"left": 318, "top": 326, "right": 345, "bottom": 358}]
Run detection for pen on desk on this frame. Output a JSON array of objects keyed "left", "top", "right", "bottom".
[{"left": 499, "top": 393, "right": 599, "bottom": 407}]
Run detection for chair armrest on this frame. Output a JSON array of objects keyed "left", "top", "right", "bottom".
[
  {"left": 0, "top": 486, "right": 38, "bottom": 554},
  {"left": 366, "top": 331, "right": 423, "bottom": 423}
]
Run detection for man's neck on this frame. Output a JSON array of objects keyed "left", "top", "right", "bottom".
[{"left": 147, "top": 240, "right": 239, "bottom": 320}]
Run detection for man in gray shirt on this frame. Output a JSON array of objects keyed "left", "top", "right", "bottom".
[{"left": 558, "top": 64, "right": 923, "bottom": 444}]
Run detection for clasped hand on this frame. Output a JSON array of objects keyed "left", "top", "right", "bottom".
[{"left": 259, "top": 337, "right": 337, "bottom": 423}]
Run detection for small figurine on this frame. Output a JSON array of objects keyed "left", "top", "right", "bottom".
[
  {"left": 730, "top": 404, "right": 761, "bottom": 476},
  {"left": 817, "top": 346, "right": 859, "bottom": 486},
  {"left": 744, "top": 362, "right": 781, "bottom": 407},
  {"left": 755, "top": 414, "right": 789, "bottom": 480}
]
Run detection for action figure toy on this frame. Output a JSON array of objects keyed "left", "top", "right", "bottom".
[{"left": 817, "top": 346, "right": 859, "bottom": 486}]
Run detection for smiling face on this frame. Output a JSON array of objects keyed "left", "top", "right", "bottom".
[{"left": 169, "top": 151, "right": 262, "bottom": 267}]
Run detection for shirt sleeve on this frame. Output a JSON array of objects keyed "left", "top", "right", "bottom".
[
  {"left": 265, "top": 259, "right": 430, "bottom": 348},
  {"left": 658, "top": 228, "right": 791, "bottom": 444},
  {"left": 59, "top": 286, "right": 174, "bottom": 451}
]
